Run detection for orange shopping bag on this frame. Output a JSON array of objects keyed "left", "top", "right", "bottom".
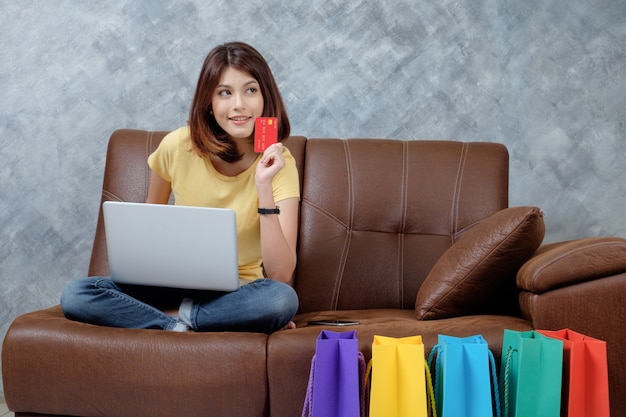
[{"left": 537, "top": 329, "right": 610, "bottom": 417}]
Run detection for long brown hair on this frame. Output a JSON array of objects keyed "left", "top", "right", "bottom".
[{"left": 188, "top": 42, "right": 290, "bottom": 162}]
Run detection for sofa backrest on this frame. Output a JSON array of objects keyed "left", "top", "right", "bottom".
[
  {"left": 89, "top": 131, "right": 509, "bottom": 315},
  {"left": 295, "top": 138, "right": 509, "bottom": 313},
  {"left": 89, "top": 129, "right": 167, "bottom": 276}
]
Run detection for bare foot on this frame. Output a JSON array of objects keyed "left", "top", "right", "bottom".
[{"left": 281, "top": 321, "right": 296, "bottom": 330}]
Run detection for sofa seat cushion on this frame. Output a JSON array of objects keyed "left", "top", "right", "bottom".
[
  {"left": 267, "top": 309, "right": 532, "bottom": 417},
  {"left": 2, "top": 306, "right": 269, "bottom": 417},
  {"left": 415, "top": 206, "right": 545, "bottom": 320}
]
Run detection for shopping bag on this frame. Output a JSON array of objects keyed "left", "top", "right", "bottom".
[
  {"left": 368, "top": 335, "right": 432, "bottom": 417},
  {"left": 538, "top": 329, "right": 610, "bottom": 417},
  {"left": 302, "top": 329, "right": 365, "bottom": 417},
  {"left": 500, "top": 329, "right": 563, "bottom": 417},
  {"left": 428, "top": 334, "right": 501, "bottom": 417}
]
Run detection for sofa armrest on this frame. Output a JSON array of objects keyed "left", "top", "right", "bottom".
[
  {"left": 517, "top": 237, "right": 626, "bottom": 413},
  {"left": 517, "top": 236, "right": 626, "bottom": 293}
]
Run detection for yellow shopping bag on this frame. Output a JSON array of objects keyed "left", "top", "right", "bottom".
[{"left": 369, "top": 335, "right": 432, "bottom": 417}]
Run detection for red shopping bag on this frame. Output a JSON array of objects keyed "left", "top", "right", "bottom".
[{"left": 538, "top": 329, "right": 610, "bottom": 417}]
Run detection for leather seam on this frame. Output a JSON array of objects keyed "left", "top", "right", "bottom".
[
  {"left": 102, "top": 190, "right": 121, "bottom": 202},
  {"left": 400, "top": 141, "right": 408, "bottom": 307},
  {"left": 330, "top": 140, "right": 353, "bottom": 310},
  {"left": 299, "top": 199, "right": 349, "bottom": 229},
  {"left": 451, "top": 143, "right": 468, "bottom": 244},
  {"left": 528, "top": 240, "right": 626, "bottom": 292}
]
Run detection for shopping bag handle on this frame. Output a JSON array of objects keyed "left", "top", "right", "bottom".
[
  {"left": 502, "top": 346, "right": 517, "bottom": 417},
  {"left": 427, "top": 344, "right": 443, "bottom": 411},
  {"left": 358, "top": 352, "right": 366, "bottom": 417},
  {"left": 424, "top": 358, "right": 438, "bottom": 417},
  {"left": 364, "top": 359, "right": 372, "bottom": 412},
  {"left": 488, "top": 349, "right": 502, "bottom": 417},
  {"left": 302, "top": 355, "right": 316, "bottom": 417}
]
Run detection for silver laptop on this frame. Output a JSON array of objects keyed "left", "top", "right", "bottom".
[{"left": 102, "top": 201, "right": 240, "bottom": 291}]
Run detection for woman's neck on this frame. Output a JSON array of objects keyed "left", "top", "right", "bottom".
[{"left": 211, "top": 139, "right": 257, "bottom": 177}]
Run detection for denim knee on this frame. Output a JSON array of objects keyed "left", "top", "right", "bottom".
[
  {"left": 60, "top": 277, "right": 109, "bottom": 319},
  {"left": 274, "top": 283, "right": 299, "bottom": 318},
  {"left": 191, "top": 279, "right": 300, "bottom": 333},
  {"left": 259, "top": 280, "right": 299, "bottom": 324},
  {"left": 60, "top": 278, "right": 84, "bottom": 317}
]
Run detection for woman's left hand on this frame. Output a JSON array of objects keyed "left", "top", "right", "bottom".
[{"left": 255, "top": 143, "right": 285, "bottom": 185}]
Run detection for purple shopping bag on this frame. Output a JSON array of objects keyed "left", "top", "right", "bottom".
[{"left": 302, "top": 329, "right": 365, "bottom": 417}]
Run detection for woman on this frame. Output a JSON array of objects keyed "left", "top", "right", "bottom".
[{"left": 61, "top": 42, "right": 300, "bottom": 333}]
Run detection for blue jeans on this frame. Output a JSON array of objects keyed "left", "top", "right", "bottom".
[{"left": 60, "top": 277, "right": 299, "bottom": 333}]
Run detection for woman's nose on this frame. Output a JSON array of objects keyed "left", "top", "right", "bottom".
[{"left": 233, "top": 92, "right": 244, "bottom": 109}]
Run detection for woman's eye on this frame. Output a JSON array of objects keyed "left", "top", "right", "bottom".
[
  {"left": 218, "top": 89, "right": 231, "bottom": 97},
  {"left": 247, "top": 87, "right": 259, "bottom": 94}
]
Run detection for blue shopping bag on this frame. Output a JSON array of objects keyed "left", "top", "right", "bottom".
[{"left": 428, "top": 334, "right": 501, "bottom": 417}]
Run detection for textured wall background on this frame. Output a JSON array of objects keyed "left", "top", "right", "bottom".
[{"left": 1, "top": 0, "right": 625, "bottom": 399}]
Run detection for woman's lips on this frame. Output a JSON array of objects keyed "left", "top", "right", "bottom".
[{"left": 229, "top": 116, "right": 251, "bottom": 125}]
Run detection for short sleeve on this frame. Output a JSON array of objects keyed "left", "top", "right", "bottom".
[{"left": 147, "top": 129, "right": 186, "bottom": 182}]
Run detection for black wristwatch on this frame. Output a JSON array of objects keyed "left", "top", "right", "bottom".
[{"left": 258, "top": 206, "right": 280, "bottom": 215}]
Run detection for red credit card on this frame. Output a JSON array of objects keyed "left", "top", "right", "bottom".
[{"left": 254, "top": 117, "right": 278, "bottom": 152}]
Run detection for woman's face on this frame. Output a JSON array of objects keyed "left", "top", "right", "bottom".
[{"left": 211, "top": 67, "right": 264, "bottom": 140}]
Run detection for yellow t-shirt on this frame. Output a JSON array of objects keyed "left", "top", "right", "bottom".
[{"left": 147, "top": 126, "right": 300, "bottom": 280}]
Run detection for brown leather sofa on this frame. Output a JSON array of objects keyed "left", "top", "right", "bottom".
[{"left": 3, "top": 129, "right": 626, "bottom": 417}]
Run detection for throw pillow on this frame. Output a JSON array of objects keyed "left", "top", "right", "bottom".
[{"left": 415, "top": 206, "right": 545, "bottom": 320}]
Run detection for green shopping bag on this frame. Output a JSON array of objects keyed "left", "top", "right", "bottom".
[{"left": 500, "top": 330, "right": 563, "bottom": 417}]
